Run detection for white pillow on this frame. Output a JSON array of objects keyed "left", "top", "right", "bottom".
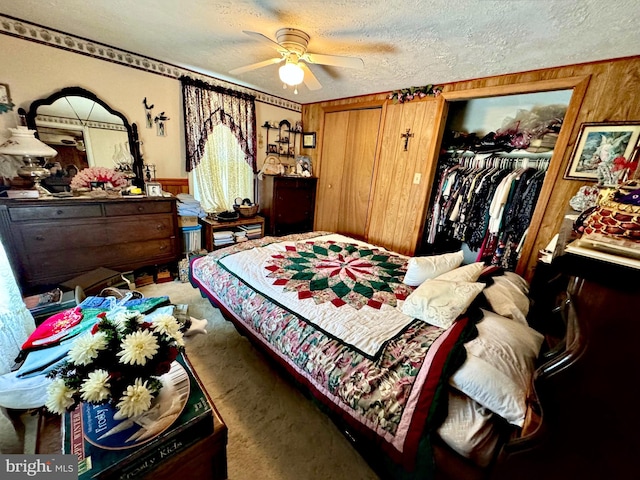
[
  {"left": 401, "top": 279, "right": 484, "bottom": 329},
  {"left": 483, "top": 272, "right": 530, "bottom": 325},
  {"left": 435, "top": 262, "right": 485, "bottom": 283},
  {"left": 449, "top": 309, "right": 544, "bottom": 426},
  {"left": 402, "top": 251, "right": 464, "bottom": 286},
  {"left": 437, "top": 389, "right": 501, "bottom": 468}
]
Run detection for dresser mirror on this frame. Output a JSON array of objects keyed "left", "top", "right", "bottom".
[{"left": 26, "top": 87, "right": 144, "bottom": 191}]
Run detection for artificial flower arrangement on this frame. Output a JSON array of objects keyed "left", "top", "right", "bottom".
[
  {"left": 70, "top": 166, "right": 129, "bottom": 190},
  {"left": 46, "top": 311, "right": 185, "bottom": 418},
  {"left": 388, "top": 84, "right": 443, "bottom": 104}
]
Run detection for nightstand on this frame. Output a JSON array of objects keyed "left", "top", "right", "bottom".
[{"left": 200, "top": 215, "right": 265, "bottom": 251}]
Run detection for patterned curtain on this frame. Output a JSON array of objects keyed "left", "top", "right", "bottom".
[{"left": 181, "top": 76, "right": 257, "bottom": 173}]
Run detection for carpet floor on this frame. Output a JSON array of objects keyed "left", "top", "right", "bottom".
[{"left": 0, "top": 280, "right": 379, "bottom": 480}]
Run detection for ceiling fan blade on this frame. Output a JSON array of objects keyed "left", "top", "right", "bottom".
[
  {"left": 300, "top": 62, "right": 322, "bottom": 91},
  {"left": 303, "top": 52, "right": 364, "bottom": 69},
  {"left": 242, "top": 30, "right": 288, "bottom": 53},
  {"left": 229, "top": 57, "right": 284, "bottom": 75}
]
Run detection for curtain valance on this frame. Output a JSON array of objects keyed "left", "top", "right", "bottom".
[{"left": 181, "top": 76, "right": 257, "bottom": 172}]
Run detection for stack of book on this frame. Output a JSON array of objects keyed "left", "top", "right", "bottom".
[
  {"left": 233, "top": 230, "right": 248, "bottom": 243},
  {"left": 63, "top": 353, "right": 214, "bottom": 480},
  {"left": 238, "top": 223, "right": 262, "bottom": 240},
  {"left": 213, "top": 230, "right": 234, "bottom": 247}
]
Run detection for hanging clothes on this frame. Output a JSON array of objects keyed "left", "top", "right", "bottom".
[{"left": 425, "top": 153, "right": 548, "bottom": 271}]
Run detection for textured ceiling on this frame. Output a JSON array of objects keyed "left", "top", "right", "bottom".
[{"left": 1, "top": 0, "right": 639, "bottom": 104}]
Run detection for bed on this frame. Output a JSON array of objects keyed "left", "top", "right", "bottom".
[{"left": 189, "top": 232, "right": 544, "bottom": 479}]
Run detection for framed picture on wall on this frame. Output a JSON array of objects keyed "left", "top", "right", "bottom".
[
  {"left": 0, "top": 83, "right": 14, "bottom": 114},
  {"left": 302, "top": 132, "right": 316, "bottom": 149},
  {"left": 565, "top": 122, "right": 640, "bottom": 181}
]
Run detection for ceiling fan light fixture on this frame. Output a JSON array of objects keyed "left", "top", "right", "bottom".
[{"left": 279, "top": 61, "right": 304, "bottom": 87}]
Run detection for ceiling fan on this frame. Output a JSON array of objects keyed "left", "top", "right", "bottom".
[{"left": 229, "top": 28, "right": 364, "bottom": 94}]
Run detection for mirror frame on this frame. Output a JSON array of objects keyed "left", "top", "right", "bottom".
[{"left": 26, "top": 86, "right": 144, "bottom": 187}]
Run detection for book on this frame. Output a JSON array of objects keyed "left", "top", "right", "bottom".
[
  {"left": 63, "top": 353, "right": 214, "bottom": 480},
  {"left": 23, "top": 288, "right": 62, "bottom": 313},
  {"left": 31, "top": 289, "right": 80, "bottom": 324}
]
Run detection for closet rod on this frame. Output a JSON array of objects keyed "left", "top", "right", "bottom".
[{"left": 444, "top": 148, "right": 554, "bottom": 160}]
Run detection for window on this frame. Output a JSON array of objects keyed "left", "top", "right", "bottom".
[{"left": 192, "top": 124, "right": 254, "bottom": 212}]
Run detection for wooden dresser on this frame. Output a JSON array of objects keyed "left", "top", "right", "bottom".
[
  {"left": 0, "top": 196, "right": 180, "bottom": 293},
  {"left": 259, "top": 175, "right": 317, "bottom": 236}
]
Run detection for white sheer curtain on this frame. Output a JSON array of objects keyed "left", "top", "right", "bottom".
[
  {"left": 0, "top": 241, "right": 35, "bottom": 375},
  {"left": 192, "top": 124, "right": 254, "bottom": 213}
]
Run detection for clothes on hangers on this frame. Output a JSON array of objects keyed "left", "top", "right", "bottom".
[{"left": 425, "top": 153, "right": 548, "bottom": 270}]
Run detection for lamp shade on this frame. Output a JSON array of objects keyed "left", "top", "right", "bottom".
[
  {"left": 279, "top": 61, "right": 305, "bottom": 86},
  {"left": 0, "top": 126, "right": 57, "bottom": 158}
]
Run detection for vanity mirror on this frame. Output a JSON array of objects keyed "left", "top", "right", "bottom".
[{"left": 26, "top": 87, "right": 144, "bottom": 190}]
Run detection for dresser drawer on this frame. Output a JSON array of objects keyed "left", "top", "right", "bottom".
[
  {"left": 8, "top": 204, "right": 103, "bottom": 221},
  {"left": 105, "top": 215, "right": 176, "bottom": 243},
  {"left": 26, "top": 238, "right": 176, "bottom": 278},
  {"left": 104, "top": 201, "right": 173, "bottom": 216},
  {"left": 18, "top": 221, "right": 107, "bottom": 253}
]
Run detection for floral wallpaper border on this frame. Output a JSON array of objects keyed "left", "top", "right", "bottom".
[{"left": 0, "top": 14, "right": 302, "bottom": 113}]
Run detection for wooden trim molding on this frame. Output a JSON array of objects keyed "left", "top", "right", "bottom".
[{"left": 157, "top": 178, "right": 189, "bottom": 196}]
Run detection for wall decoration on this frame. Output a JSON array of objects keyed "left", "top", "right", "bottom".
[
  {"left": 154, "top": 111, "right": 169, "bottom": 136},
  {"left": 0, "top": 83, "right": 14, "bottom": 114},
  {"left": 388, "top": 84, "right": 443, "bottom": 104},
  {"left": 143, "top": 97, "right": 154, "bottom": 128},
  {"left": 565, "top": 122, "right": 640, "bottom": 182},
  {"left": 302, "top": 132, "right": 316, "bottom": 149},
  {"left": 267, "top": 144, "right": 278, "bottom": 154}
]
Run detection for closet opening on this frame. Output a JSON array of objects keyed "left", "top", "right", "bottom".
[{"left": 419, "top": 89, "right": 573, "bottom": 272}]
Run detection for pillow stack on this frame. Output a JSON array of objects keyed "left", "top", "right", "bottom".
[{"left": 401, "top": 251, "right": 486, "bottom": 329}]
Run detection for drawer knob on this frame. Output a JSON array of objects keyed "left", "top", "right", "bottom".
[
  {"left": 35, "top": 235, "right": 44, "bottom": 241},
  {"left": 137, "top": 206, "right": 144, "bottom": 212},
  {"left": 56, "top": 209, "right": 64, "bottom": 215},
  {"left": 159, "top": 245, "right": 167, "bottom": 251},
  {"left": 156, "top": 224, "right": 165, "bottom": 230}
]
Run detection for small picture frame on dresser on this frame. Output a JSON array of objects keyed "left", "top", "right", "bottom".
[{"left": 145, "top": 182, "right": 163, "bottom": 197}]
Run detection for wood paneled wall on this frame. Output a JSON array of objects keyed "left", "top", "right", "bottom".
[
  {"left": 157, "top": 178, "right": 189, "bottom": 196},
  {"left": 302, "top": 56, "right": 640, "bottom": 281}
]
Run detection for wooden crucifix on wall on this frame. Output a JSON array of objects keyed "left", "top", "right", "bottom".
[{"left": 401, "top": 128, "right": 414, "bottom": 151}]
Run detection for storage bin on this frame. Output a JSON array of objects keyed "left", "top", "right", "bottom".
[{"left": 181, "top": 225, "right": 202, "bottom": 254}]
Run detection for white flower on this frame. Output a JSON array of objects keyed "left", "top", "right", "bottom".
[
  {"left": 117, "top": 330, "right": 159, "bottom": 366},
  {"left": 68, "top": 331, "right": 108, "bottom": 366},
  {"left": 152, "top": 314, "right": 185, "bottom": 346},
  {"left": 109, "top": 310, "right": 143, "bottom": 330},
  {"left": 45, "top": 378, "right": 77, "bottom": 415},
  {"left": 80, "top": 369, "right": 111, "bottom": 403},
  {"left": 116, "top": 378, "right": 154, "bottom": 418}
]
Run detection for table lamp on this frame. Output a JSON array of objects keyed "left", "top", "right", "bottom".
[{"left": 0, "top": 126, "right": 58, "bottom": 196}]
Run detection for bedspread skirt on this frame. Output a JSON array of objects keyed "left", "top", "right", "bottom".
[{"left": 190, "top": 232, "right": 479, "bottom": 478}]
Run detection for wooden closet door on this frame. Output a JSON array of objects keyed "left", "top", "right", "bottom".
[
  {"left": 366, "top": 99, "right": 439, "bottom": 255},
  {"left": 315, "top": 108, "right": 381, "bottom": 238}
]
